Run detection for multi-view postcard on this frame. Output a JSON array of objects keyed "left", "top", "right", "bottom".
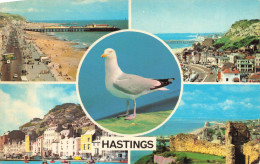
[{"left": 0, "top": 0, "right": 259, "bottom": 164}]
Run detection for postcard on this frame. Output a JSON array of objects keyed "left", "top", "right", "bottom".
[{"left": 0, "top": 0, "right": 259, "bottom": 164}]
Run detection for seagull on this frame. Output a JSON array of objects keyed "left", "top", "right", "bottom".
[{"left": 101, "top": 48, "right": 174, "bottom": 120}]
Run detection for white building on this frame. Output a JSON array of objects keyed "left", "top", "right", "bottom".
[
  {"left": 51, "top": 141, "right": 59, "bottom": 156},
  {"left": 59, "top": 137, "right": 80, "bottom": 157},
  {"left": 43, "top": 126, "right": 60, "bottom": 156},
  {"left": 221, "top": 68, "right": 240, "bottom": 82},
  {"left": 192, "top": 54, "right": 200, "bottom": 64}
]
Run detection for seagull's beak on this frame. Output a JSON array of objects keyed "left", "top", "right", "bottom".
[{"left": 101, "top": 54, "right": 107, "bottom": 58}]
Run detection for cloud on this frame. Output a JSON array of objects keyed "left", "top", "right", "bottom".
[
  {"left": 0, "top": 0, "right": 23, "bottom": 3},
  {"left": 191, "top": 103, "right": 214, "bottom": 110},
  {"left": 217, "top": 99, "right": 234, "bottom": 110},
  {"left": 0, "top": 7, "right": 18, "bottom": 12},
  {"left": 0, "top": 89, "right": 45, "bottom": 135},
  {"left": 179, "top": 100, "right": 185, "bottom": 107},
  {"left": 27, "top": 8, "right": 40, "bottom": 12},
  {"left": 220, "top": 85, "right": 256, "bottom": 93},
  {"left": 0, "top": 84, "right": 78, "bottom": 135},
  {"left": 0, "top": 7, "right": 43, "bottom": 13}
]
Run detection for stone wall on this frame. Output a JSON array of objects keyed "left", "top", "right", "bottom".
[
  {"left": 154, "top": 155, "right": 176, "bottom": 164},
  {"left": 169, "top": 133, "right": 226, "bottom": 157},
  {"left": 225, "top": 122, "right": 250, "bottom": 164},
  {"left": 243, "top": 141, "right": 260, "bottom": 164}
]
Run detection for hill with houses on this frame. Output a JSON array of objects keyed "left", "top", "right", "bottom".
[{"left": 19, "top": 103, "right": 93, "bottom": 136}]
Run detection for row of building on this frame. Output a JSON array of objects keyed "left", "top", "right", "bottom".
[
  {"left": 177, "top": 38, "right": 260, "bottom": 82},
  {"left": 0, "top": 124, "right": 127, "bottom": 161}
]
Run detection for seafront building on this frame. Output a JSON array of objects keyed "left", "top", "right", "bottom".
[
  {"left": 178, "top": 37, "right": 260, "bottom": 82},
  {"left": 0, "top": 125, "right": 128, "bottom": 161}
]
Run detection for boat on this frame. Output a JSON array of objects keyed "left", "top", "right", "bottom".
[
  {"left": 42, "top": 160, "right": 48, "bottom": 164},
  {"left": 24, "top": 161, "right": 29, "bottom": 163},
  {"left": 50, "top": 160, "right": 55, "bottom": 163},
  {"left": 119, "top": 161, "right": 128, "bottom": 163},
  {"left": 61, "top": 160, "right": 68, "bottom": 163}
]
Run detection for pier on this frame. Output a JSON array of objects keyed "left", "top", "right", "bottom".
[{"left": 24, "top": 24, "right": 120, "bottom": 32}]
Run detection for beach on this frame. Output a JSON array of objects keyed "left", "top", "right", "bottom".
[
  {"left": 171, "top": 47, "right": 190, "bottom": 55},
  {"left": 25, "top": 31, "right": 86, "bottom": 81}
]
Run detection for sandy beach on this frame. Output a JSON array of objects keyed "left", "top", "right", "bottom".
[
  {"left": 25, "top": 31, "right": 86, "bottom": 81},
  {"left": 171, "top": 47, "right": 190, "bottom": 55}
]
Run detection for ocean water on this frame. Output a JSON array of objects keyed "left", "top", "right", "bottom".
[
  {"left": 33, "top": 20, "right": 128, "bottom": 48},
  {"left": 155, "top": 33, "right": 214, "bottom": 49}
]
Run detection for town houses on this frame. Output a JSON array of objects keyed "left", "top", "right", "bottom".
[
  {"left": 176, "top": 37, "right": 260, "bottom": 82},
  {"left": 0, "top": 123, "right": 128, "bottom": 162}
]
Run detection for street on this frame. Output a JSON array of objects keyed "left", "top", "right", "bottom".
[
  {"left": 186, "top": 64, "right": 217, "bottom": 82},
  {"left": 1, "top": 28, "right": 22, "bottom": 81}
]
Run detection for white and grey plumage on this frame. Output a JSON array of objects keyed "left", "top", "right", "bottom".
[{"left": 101, "top": 48, "right": 174, "bottom": 120}]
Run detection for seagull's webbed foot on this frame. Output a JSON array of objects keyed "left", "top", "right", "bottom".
[
  {"left": 117, "top": 112, "right": 129, "bottom": 118},
  {"left": 125, "top": 114, "right": 136, "bottom": 120}
]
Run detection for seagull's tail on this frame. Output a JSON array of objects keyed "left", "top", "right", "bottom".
[{"left": 151, "top": 78, "right": 175, "bottom": 90}]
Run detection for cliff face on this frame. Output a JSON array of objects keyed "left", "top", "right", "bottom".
[
  {"left": 225, "top": 20, "right": 260, "bottom": 37},
  {"left": 19, "top": 103, "right": 91, "bottom": 135}
]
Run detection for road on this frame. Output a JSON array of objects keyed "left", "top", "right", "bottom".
[
  {"left": 1, "top": 28, "right": 22, "bottom": 81},
  {"left": 186, "top": 64, "right": 217, "bottom": 82}
]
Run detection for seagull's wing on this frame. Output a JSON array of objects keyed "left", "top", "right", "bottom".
[{"left": 113, "top": 73, "right": 161, "bottom": 95}]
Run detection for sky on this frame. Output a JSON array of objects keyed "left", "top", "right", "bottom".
[
  {"left": 0, "top": 84, "right": 79, "bottom": 136},
  {"left": 132, "top": 0, "right": 260, "bottom": 33},
  {"left": 0, "top": 0, "right": 128, "bottom": 21},
  {"left": 173, "top": 84, "right": 260, "bottom": 120}
]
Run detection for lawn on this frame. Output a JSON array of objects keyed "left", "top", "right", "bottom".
[
  {"left": 135, "top": 151, "right": 225, "bottom": 164},
  {"left": 175, "top": 152, "right": 225, "bottom": 164},
  {"left": 96, "top": 110, "right": 172, "bottom": 134}
]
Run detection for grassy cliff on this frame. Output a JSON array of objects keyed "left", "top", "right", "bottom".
[
  {"left": 213, "top": 19, "right": 260, "bottom": 50},
  {"left": 0, "top": 12, "right": 26, "bottom": 21}
]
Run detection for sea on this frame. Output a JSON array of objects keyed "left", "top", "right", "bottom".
[
  {"left": 32, "top": 20, "right": 128, "bottom": 49},
  {"left": 155, "top": 33, "right": 216, "bottom": 49},
  {"left": 30, "top": 20, "right": 212, "bottom": 50}
]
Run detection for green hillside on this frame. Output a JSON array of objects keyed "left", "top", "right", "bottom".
[
  {"left": 213, "top": 19, "right": 260, "bottom": 50},
  {"left": 0, "top": 12, "right": 26, "bottom": 21}
]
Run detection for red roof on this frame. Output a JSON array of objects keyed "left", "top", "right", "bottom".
[
  {"left": 233, "top": 68, "right": 240, "bottom": 74},
  {"left": 223, "top": 69, "right": 232, "bottom": 73},
  {"left": 249, "top": 74, "right": 260, "bottom": 80},
  {"left": 246, "top": 56, "right": 255, "bottom": 60},
  {"left": 222, "top": 68, "right": 240, "bottom": 74}
]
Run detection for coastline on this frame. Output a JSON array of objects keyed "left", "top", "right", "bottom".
[{"left": 25, "top": 31, "right": 86, "bottom": 81}]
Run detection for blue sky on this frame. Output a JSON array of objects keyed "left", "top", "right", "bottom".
[
  {"left": 0, "top": 0, "right": 128, "bottom": 21},
  {"left": 132, "top": 0, "right": 260, "bottom": 33},
  {"left": 0, "top": 84, "right": 79, "bottom": 135},
  {"left": 174, "top": 84, "right": 260, "bottom": 120}
]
